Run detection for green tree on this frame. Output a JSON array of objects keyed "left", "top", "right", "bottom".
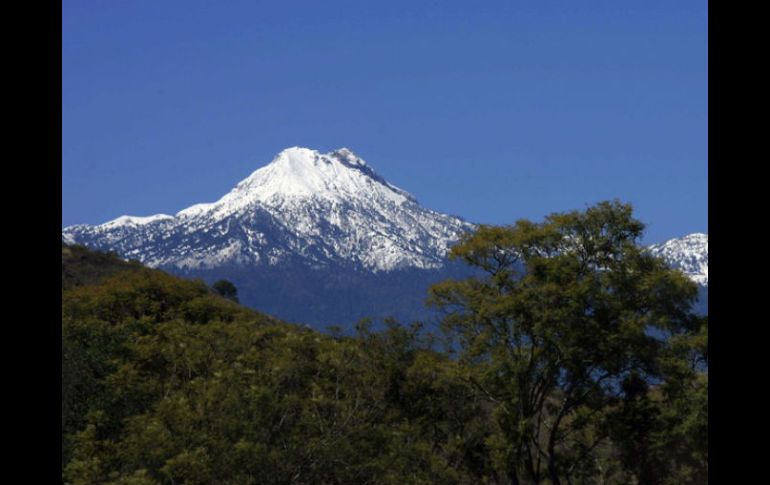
[
  {"left": 212, "top": 279, "right": 239, "bottom": 303},
  {"left": 429, "top": 200, "right": 700, "bottom": 484},
  {"left": 604, "top": 314, "right": 707, "bottom": 485}
]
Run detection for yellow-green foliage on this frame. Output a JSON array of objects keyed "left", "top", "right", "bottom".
[
  {"left": 61, "top": 202, "right": 707, "bottom": 485},
  {"left": 62, "top": 247, "right": 488, "bottom": 484}
]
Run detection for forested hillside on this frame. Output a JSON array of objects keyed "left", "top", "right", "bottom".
[
  {"left": 61, "top": 202, "right": 707, "bottom": 484},
  {"left": 62, "top": 243, "right": 143, "bottom": 290}
]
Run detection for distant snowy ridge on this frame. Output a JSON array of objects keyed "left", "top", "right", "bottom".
[
  {"left": 63, "top": 147, "right": 474, "bottom": 272},
  {"left": 101, "top": 214, "right": 174, "bottom": 228},
  {"left": 648, "top": 233, "right": 708, "bottom": 286}
]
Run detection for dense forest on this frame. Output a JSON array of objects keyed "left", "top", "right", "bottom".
[{"left": 62, "top": 202, "right": 707, "bottom": 484}]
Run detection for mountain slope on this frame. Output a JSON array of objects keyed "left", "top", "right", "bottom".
[
  {"left": 62, "top": 243, "right": 143, "bottom": 290},
  {"left": 63, "top": 147, "right": 707, "bottom": 324},
  {"left": 648, "top": 233, "right": 708, "bottom": 286},
  {"left": 63, "top": 147, "right": 473, "bottom": 273},
  {"left": 63, "top": 147, "right": 476, "bottom": 326}
]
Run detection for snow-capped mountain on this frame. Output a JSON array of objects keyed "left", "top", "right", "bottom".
[
  {"left": 63, "top": 147, "right": 474, "bottom": 273},
  {"left": 648, "top": 233, "right": 708, "bottom": 286},
  {"left": 62, "top": 147, "right": 707, "bottom": 324}
]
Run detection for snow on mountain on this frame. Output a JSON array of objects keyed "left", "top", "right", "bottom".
[
  {"left": 648, "top": 233, "right": 708, "bottom": 286},
  {"left": 101, "top": 214, "right": 174, "bottom": 229},
  {"left": 63, "top": 147, "right": 475, "bottom": 272},
  {"left": 62, "top": 145, "right": 707, "bottom": 289}
]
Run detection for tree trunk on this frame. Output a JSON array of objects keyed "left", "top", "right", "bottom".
[
  {"left": 547, "top": 456, "right": 561, "bottom": 485},
  {"left": 546, "top": 419, "right": 563, "bottom": 485},
  {"left": 547, "top": 399, "right": 570, "bottom": 485},
  {"left": 524, "top": 442, "right": 539, "bottom": 484},
  {"left": 508, "top": 468, "right": 520, "bottom": 485}
]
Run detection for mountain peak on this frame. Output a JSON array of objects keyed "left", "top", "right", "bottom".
[
  {"left": 221, "top": 146, "right": 411, "bottom": 209},
  {"left": 272, "top": 146, "right": 320, "bottom": 164},
  {"left": 63, "top": 146, "right": 472, "bottom": 272},
  {"left": 269, "top": 146, "right": 368, "bottom": 171},
  {"left": 333, "top": 147, "right": 356, "bottom": 156},
  {"left": 680, "top": 232, "right": 708, "bottom": 242},
  {"left": 329, "top": 147, "right": 366, "bottom": 167}
]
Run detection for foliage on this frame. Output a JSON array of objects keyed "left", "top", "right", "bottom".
[
  {"left": 62, "top": 250, "right": 489, "bottom": 484},
  {"left": 62, "top": 243, "right": 143, "bottom": 290},
  {"left": 211, "top": 279, "right": 239, "bottom": 303},
  {"left": 428, "top": 200, "right": 706, "bottom": 484},
  {"left": 61, "top": 202, "right": 707, "bottom": 484}
]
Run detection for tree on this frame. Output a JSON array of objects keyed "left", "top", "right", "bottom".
[
  {"left": 428, "top": 200, "right": 700, "bottom": 484},
  {"left": 212, "top": 279, "right": 239, "bottom": 303}
]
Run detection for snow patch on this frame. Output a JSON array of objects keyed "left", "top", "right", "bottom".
[
  {"left": 648, "top": 233, "right": 708, "bottom": 286},
  {"left": 100, "top": 214, "right": 174, "bottom": 228}
]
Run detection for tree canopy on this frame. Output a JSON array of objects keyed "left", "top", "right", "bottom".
[
  {"left": 428, "top": 200, "right": 706, "bottom": 484},
  {"left": 212, "top": 279, "right": 239, "bottom": 303},
  {"left": 61, "top": 202, "right": 707, "bottom": 484}
]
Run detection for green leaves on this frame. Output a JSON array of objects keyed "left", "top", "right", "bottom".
[
  {"left": 211, "top": 279, "right": 239, "bottom": 303},
  {"left": 429, "top": 200, "right": 705, "bottom": 483},
  {"left": 61, "top": 256, "right": 490, "bottom": 484},
  {"left": 61, "top": 212, "right": 706, "bottom": 484}
]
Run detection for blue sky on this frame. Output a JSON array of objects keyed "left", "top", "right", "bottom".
[{"left": 62, "top": 0, "right": 707, "bottom": 244}]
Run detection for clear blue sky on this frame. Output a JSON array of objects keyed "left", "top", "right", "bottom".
[{"left": 62, "top": 0, "right": 707, "bottom": 244}]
